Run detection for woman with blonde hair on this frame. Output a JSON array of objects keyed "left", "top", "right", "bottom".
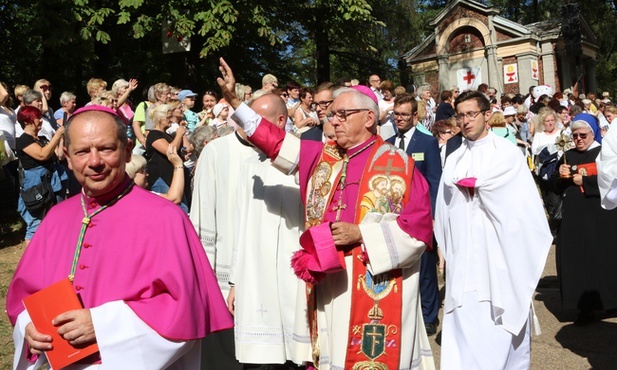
[
  {"left": 488, "top": 111, "right": 516, "bottom": 145},
  {"left": 145, "top": 104, "right": 189, "bottom": 211},
  {"left": 532, "top": 107, "right": 560, "bottom": 156},
  {"left": 415, "top": 100, "right": 433, "bottom": 136},
  {"left": 532, "top": 107, "right": 562, "bottom": 234},
  {"left": 604, "top": 105, "right": 617, "bottom": 126},
  {"left": 86, "top": 78, "right": 107, "bottom": 105}
]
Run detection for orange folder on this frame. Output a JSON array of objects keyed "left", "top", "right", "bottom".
[{"left": 23, "top": 278, "right": 99, "bottom": 369}]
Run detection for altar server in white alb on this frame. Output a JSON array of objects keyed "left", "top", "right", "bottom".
[
  {"left": 228, "top": 93, "right": 311, "bottom": 367},
  {"left": 435, "top": 90, "right": 552, "bottom": 368}
]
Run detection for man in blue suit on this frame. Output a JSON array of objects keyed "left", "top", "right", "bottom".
[{"left": 387, "top": 93, "right": 442, "bottom": 335}]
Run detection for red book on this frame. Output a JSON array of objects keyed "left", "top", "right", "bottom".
[
  {"left": 22, "top": 278, "right": 99, "bottom": 369},
  {"left": 577, "top": 163, "right": 598, "bottom": 193}
]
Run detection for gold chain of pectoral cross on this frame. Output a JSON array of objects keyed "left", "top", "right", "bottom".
[{"left": 331, "top": 141, "right": 375, "bottom": 222}]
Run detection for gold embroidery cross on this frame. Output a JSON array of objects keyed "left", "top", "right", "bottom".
[
  {"left": 365, "top": 326, "right": 383, "bottom": 357},
  {"left": 373, "top": 157, "right": 405, "bottom": 177}
]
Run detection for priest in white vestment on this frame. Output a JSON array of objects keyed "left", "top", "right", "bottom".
[
  {"left": 190, "top": 107, "right": 259, "bottom": 370},
  {"left": 435, "top": 91, "right": 552, "bottom": 369},
  {"left": 191, "top": 128, "right": 259, "bottom": 294},
  {"left": 228, "top": 93, "right": 311, "bottom": 366}
]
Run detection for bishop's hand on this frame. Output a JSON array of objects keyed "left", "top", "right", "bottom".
[
  {"left": 216, "top": 58, "right": 241, "bottom": 110},
  {"left": 331, "top": 222, "right": 363, "bottom": 246},
  {"left": 53, "top": 309, "right": 97, "bottom": 347},
  {"left": 25, "top": 323, "right": 52, "bottom": 355}
]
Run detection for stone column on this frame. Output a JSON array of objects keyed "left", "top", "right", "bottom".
[
  {"left": 541, "top": 42, "right": 556, "bottom": 89},
  {"left": 517, "top": 52, "right": 539, "bottom": 95},
  {"left": 438, "top": 54, "right": 450, "bottom": 92},
  {"left": 486, "top": 15, "right": 502, "bottom": 94}
]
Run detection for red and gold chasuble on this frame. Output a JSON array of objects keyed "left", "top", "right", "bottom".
[{"left": 303, "top": 137, "right": 416, "bottom": 369}]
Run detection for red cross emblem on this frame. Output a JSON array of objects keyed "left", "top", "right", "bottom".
[{"left": 463, "top": 70, "right": 475, "bottom": 85}]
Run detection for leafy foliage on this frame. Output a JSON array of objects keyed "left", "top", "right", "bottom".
[{"left": 1, "top": 0, "right": 616, "bottom": 106}]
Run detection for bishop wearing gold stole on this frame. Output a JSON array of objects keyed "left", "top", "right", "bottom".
[{"left": 217, "top": 59, "right": 435, "bottom": 369}]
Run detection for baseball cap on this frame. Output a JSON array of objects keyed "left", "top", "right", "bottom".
[{"left": 178, "top": 89, "right": 198, "bottom": 101}]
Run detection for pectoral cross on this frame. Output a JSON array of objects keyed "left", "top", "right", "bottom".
[
  {"left": 332, "top": 198, "right": 347, "bottom": 221},
  {"left": 374, "top": 158, "right": 405, "bottom": 177}
]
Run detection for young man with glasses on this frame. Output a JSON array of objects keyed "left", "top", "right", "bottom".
[
  {"left": 386, "top": 93, "right": 442, "bottom": 336},
  {"left": 435, "top": 90, "right": 552, "bottom": 369},
  {"left": 218, "top": 58, "right": 435, "bottom": 369},
  {"left": 301, "top": 82, "right": 336, "bottom": 142}
]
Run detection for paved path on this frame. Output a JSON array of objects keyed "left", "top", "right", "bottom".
[{"left": 428, "top": 245, "right": 617, "bottom": 369}]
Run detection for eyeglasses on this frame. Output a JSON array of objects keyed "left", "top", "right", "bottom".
[
  {"left": 40, "top": 85, "right": 52, "bottom": 91},
  {"left": 136, "top": 168, "right": 147, "bottom": 175},
  {"left": 311, "top": 100, "right": 334, "bottom": 110},
  {"left": 455, "top": 110, "right": 486, "bottom": 122},
  {"left": 572, "top": 132, "right": 589, "bottom": 140},
  {"left": 326, "top": 109, "right": 369, "bottom": 122},
  {"left": 392, "top": 111, "right": 412, "bottom": 119}
]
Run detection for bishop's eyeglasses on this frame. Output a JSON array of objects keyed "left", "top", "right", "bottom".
[{"left": 326, "top": 109, "right": 369, "bottom": 122}]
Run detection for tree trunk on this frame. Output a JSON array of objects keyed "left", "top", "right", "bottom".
[{"left": 315, "top": 14, "right": 330, "bottom": 84}]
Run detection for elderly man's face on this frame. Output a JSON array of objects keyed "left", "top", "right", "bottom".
[
  {"left": 65, "top": 112, "right": 131, "bottom": 198},
  {"left": 369, "top": 75, "right": 381, "bottom": 89},
  {"left": 329, "top": 92, "right": 374, "bottom": 149}
]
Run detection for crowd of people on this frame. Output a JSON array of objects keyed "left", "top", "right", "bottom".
[{"left": 2, "top": 60, "right": 617, "bottom": 369}]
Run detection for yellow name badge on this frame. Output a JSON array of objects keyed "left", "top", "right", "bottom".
[{"left": 412, "top": 152, "right": 425, "bottom": 161}]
